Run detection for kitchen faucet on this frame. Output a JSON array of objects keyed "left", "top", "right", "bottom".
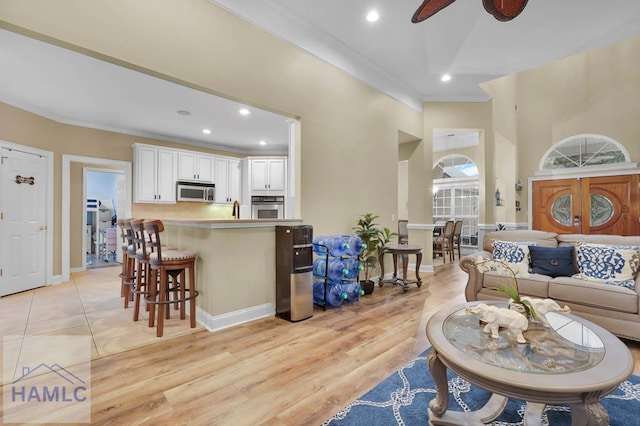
[{"left": 232, "top": 200, "right": 240, "bottom": 219}]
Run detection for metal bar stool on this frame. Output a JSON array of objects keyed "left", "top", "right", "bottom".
[{"left": 143, "top": 219, "right": 198, "bottom": 337}]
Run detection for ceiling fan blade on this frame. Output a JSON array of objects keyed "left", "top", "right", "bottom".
[
  {"left": 482, "top": 0, "right": 528, "bottom": 21},
  {"left": 411, "top": 0, "right": 457, "bottom": 23}
]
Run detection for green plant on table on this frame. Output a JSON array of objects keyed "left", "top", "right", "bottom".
[{"left": 474, "top": 257, "right": 537, "bottom": 320}]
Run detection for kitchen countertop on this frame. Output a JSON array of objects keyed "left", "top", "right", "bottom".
[{"left": 163, "top": 218, "right": 304, "bottom": 229}]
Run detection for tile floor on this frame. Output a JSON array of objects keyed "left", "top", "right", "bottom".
[
  {"left": 1, "top": 264, "right": 204, "bottom": 382},
  {"left": 86, "top": 251, "right": 118, "bottom": 269}
]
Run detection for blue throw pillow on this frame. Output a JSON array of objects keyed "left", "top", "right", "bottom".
[{"left": 529, "top": 245, "right": 576, "bottom": 278}]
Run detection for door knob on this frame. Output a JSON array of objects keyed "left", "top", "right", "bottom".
[{"left": 39, "top": 225, "right": 47, "bottom": 231}]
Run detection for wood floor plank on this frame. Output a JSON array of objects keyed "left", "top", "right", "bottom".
[{"left": 2, "top": 259, "right": 638, "bottom": 425}]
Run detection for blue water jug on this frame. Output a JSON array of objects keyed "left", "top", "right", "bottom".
[
  {"left": 313, "top": 258, "right": 348, "bottom": 281},
  {"left": 341, "top": 281, "right": 364, "bottom": 303},
  {"left": 313, "top": 281, "right": 346, "bottom": 307},
  {"left": 343, "top": 257, "right": 363, "bottom": 279},
  {"left": 325, "top": 235, "right": 350, "bottom": 257},
  {"left": 313, "top": 236, "right": 330, "bottom": 256},
  {"left": 345, "top": 235, "right": 366, "bottom": 256}
]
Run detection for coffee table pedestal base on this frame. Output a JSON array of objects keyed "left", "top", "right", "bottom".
[{"left": 428, "top": 351, "right": 610, "bottom": 426}]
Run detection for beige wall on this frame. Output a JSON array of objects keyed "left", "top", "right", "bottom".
[
  {"left": 483, "top": 34, "right": 640, "bottom": 223},
  {"left": 423, "top": 102, "right": 493, "bottom": 225},
  {"left": 0, "top": 0, "right": 423, "bottom": 279}
]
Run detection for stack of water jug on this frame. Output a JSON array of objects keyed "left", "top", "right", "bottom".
[{"left": 312, "top": 234, "right": 366, "bottom": 308}]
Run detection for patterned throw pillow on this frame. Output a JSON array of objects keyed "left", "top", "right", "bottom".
[
  {"left": 574, "top": 243, "right": 640, "bottom": 290},
  {"left": 491, "top": 240, "right": 536, "bottom": 277}
]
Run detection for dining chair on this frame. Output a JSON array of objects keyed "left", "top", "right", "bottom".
[
  {"left": 433, "top": 220, "right": 454, "bottom": 263},
  {"left": 398, "top": 219, "right": 409, "bottom": 245},
  {"left": 451, "top": 220, "right": 464, "bottom": 260}
]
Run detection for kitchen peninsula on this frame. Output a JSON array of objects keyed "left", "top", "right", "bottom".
[{"left": 161, "top": 218, "right": 303, "bottom": 332}]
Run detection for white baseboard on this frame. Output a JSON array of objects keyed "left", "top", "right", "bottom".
[
  {"left": 196, "top": 303, "right": 274, "bottom": 332},
  {"left": 415, "top": 264, "right": 434, "bottom": 273},
  {"left": 409, "top": 263, "right": 433, "bottom": 273},
  {"left": 382, "top": 262, "right": 433, "bottom": 279},
  {"left": 70, "top": 267, "right": 83, "bottom": 273},
  {"left": 50, "top": 275, "right": 63, "bottom": 284}
]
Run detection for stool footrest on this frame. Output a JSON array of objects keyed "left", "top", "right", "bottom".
[{"left": 145, "top": 290, "right": 199, "bottom": 305}]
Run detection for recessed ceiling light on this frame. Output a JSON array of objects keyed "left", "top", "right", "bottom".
[
  {"left": 441, "top": 74, "right": 452, "bottom": 82},
  {"left": 239, "top": 108, "right": 250, "bottom": 116},
  {"left": 176, "top": 110, "right": 191, "bottom": 116},
  {"left": 366, "top": 10, "right": 379, "bottom": 22},
  {"left": 259, "top": 140, "right": 267, "bottom": 146},
  {"left": 202, "top": 129, "right": 211, "bottom": 134}
]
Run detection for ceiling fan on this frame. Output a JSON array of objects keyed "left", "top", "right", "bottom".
[{"left": 412, "top": 0, "right": 529, "bottom": 23}]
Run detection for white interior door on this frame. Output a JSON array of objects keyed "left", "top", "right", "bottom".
[{"left": 1, "top": 148, "right": 47, "bottom": 296}]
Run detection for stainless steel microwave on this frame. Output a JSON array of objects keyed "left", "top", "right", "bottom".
[{"left": 176, "top": 181, "right": 215, "bottom": 202}]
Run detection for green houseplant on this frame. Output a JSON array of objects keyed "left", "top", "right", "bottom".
[
  {"left": 475, "top": 257, "right": 537, "bottom": 320},
  {"left": 353, "top": 213, "right": 397, "bottom": 294}
]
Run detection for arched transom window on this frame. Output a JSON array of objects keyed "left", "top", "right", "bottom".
[
  {"left": 433, "top": 154, "right": 479, "bottom": 179},
  {"left": 540, "top": 134, "right": 630, "bottom": 170}
]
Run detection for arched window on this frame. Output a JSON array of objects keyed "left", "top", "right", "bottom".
[
  {"left": 540, "top": 134, "right": 630, "bottom": 171},
  {"left": 433, "top": 154, "right": 479, "bottom": 179}
]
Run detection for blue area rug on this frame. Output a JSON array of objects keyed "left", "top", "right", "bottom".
[{"left": 324, "top": 350, "right": 640, "bottom": 425}]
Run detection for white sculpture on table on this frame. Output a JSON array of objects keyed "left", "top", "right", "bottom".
[
  {"left": 466, "top": 303, "right": 528, "bottom": 344},
  {"left": 520, "top": 296, "right": 570, "bottom": 328}
]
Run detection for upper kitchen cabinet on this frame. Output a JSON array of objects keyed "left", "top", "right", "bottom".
[
  {"left": 177, "top": 151, "right": 214, "bottom": 182},
  {"left": 214, "top": 156, "right": 242, "bottom": 204},
  {"left": 133, "top": 143, "right": 177, "bottom": 203},
  {"left": 250, "top": 157, "right": 286, "bottom": 195}
]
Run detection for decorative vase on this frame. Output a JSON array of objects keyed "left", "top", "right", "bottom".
[{"left": 361, "top": 280, "right": 375, "bottom": 295}]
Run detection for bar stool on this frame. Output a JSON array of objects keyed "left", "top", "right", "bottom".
[
  {"left": 130, "top": 219, "right": 153, "bottom": 322},
  {"left": 117, "top": 219, "right": 128, "bottom": 297},
  {"left": 118, "top": 218, "right": 137, "bottom": 307},
  {"left": 143, "top": 219, "right": 198, "bottom": 337}
]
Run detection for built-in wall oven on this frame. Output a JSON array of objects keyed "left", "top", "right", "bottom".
[{"left": 251, "top": 195, "right": 284, "bottom": 219}]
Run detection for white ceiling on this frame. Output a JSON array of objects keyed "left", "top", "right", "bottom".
[
  {"left": 2, "top": 1, "right": 640, "bottom": 153},
  {"left": 213, "top": 0, "right": 640, "bottom": 110},
  {"left": 0, "top": 29, "right": 291, "bottom": 155}
]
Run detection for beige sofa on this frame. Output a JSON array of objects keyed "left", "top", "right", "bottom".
[{"left": 460, "top": 230, "right": 640, "bottom": 341}]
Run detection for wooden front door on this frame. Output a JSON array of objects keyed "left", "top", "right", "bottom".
[{"left": 532, "top": 175, "right": 640, "bottom": 236}]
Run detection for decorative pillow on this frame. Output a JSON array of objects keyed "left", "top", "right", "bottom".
[
  {"left": 491, "top": 240, "right": 536, "bottom": 277},
  {"left": 529, "top": 245, "right": 576, "bottom": 278},
  {"left": 574, "top": 243, "right": 640, "bottom": 290}
]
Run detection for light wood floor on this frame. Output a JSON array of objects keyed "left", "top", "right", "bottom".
[{"left": 2, "top": 259, "right": 639, "bottom": 425}]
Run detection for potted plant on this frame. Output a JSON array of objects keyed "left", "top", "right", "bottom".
[
  {"left": 353, "top": 213, "right": 397, "bottom": 294},
  {"left": 474, "top": 257, "right": 537, "bottom": 320}
]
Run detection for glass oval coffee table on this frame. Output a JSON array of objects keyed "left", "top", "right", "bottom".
[{"left": 426, "top": 301, "right": 633, "bottom": 425}]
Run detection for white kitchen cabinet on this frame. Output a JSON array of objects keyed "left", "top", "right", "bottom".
[
  {"left": 214, "top": 157, "right": 242, "bottom": 203},
  {"left": 177, "top": 151, "right": 214, "bottom": 182},
  {"left": 134, "top": 144, "right": 177, "bottom": 203},
  {"left": 250, "top": 157, "right": 286, "bottom": 194}
]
